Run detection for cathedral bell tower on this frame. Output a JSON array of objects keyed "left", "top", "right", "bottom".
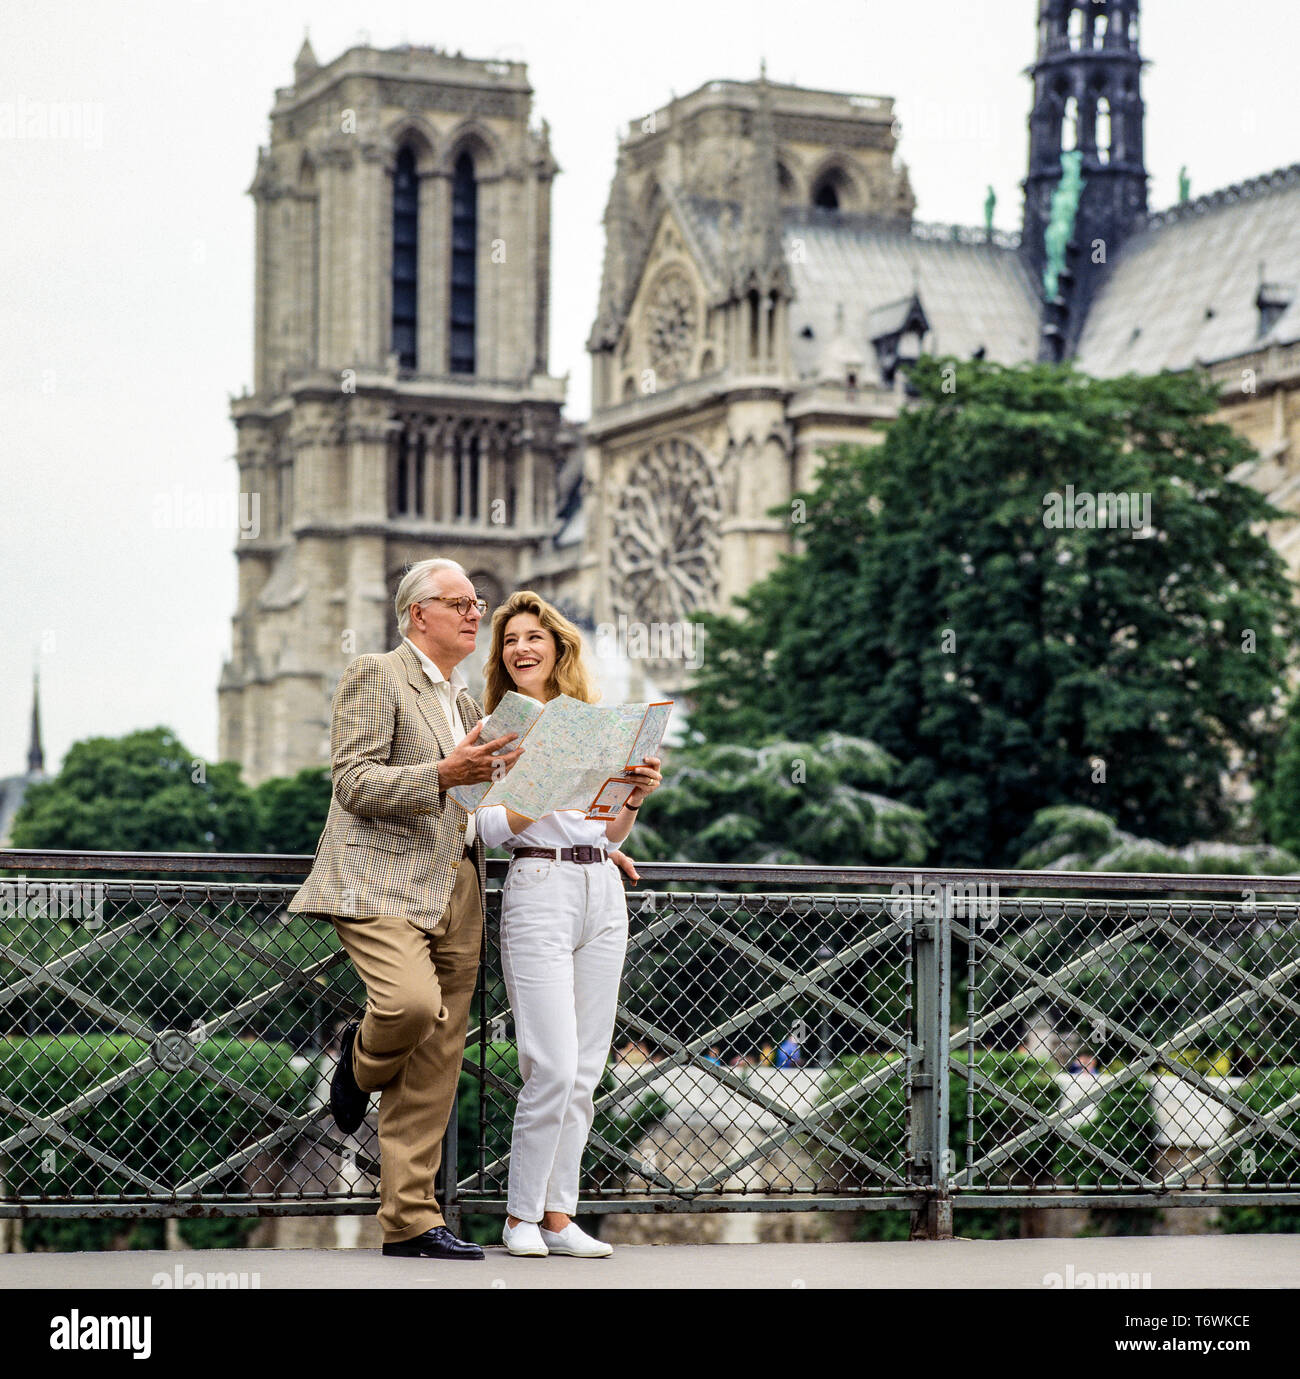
[
  {"left": 219, "top": 41, "right": 572, "bottom": 784},
  {"left": 1020, "top": 0, "right": 1149, "bottom": 359}
]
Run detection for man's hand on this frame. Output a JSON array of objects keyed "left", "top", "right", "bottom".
[
  {"left": 437, "top": 719, "right": 524, "bottom": 789},
  {"left": 609, "top": 849, "right": 640, "bottom": 884}
]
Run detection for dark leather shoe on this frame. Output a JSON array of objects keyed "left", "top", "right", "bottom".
[
  {"left": 330, "top": 1019, "right": 369, "bottom": 1135},
  {"left": 382, "top": 1226, "right": 484, "bottom": 1260}
]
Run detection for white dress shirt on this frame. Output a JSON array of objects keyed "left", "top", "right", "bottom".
[
  {"left": 403, "top": 636, "right": 476, "bottom": 848},
  {"left": 471, "top": 693, "right": 612, "bottom": 856}
]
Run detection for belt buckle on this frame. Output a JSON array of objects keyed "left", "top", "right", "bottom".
[{"left": 572, "top": 845, "right": 596, "bottom": 864}]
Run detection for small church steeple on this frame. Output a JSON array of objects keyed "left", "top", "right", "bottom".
[
  {"left": 27, "top": 669, "right": 45, "bottom": 778},
  {"left": 1021, "top": 0, "right": 1149, "bottom": 359}
]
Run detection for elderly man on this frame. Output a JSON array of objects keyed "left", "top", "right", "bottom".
[{"left": 288, "top": 557, "right": 523, "bottom": 1259}]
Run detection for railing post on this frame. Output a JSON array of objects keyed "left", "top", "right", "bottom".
[{"left": 909, "top": 889, "right": 953, "bottom": 1240}]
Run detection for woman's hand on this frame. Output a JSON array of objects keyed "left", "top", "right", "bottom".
[
  {"left": 626, "top": 755, "right": 663, "bottom": 807},
  {"left": 609, "top": 849, "right": 640, "bottom": 884}
]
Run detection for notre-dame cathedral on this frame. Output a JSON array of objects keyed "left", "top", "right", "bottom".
[{"left": 219, "top": 1, "right": 1300, "bottom": 783}]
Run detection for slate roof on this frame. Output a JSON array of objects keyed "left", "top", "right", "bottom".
[
  {"left": 1074, "top": 165, "right": 1300, "bottom": 377},
  {"left": 675, "top": 196, "right": 1042, "bottom": 385}
]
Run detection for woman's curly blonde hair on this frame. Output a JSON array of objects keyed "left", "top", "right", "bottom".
[{"left": 483, "top": 590, "right": 600, "bottom": 711}]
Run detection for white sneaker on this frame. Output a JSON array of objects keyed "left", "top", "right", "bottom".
[
  {"left": 538, "top": 1222, "right": 613, "bottom": 1257},
  {"left": 502, "top": 1220, "right": 548, "bottom": 1256}
]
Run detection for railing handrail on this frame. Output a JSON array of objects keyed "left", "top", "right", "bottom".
[{"left": 3, "top": 848, "right": 1300, "bottom": 894}]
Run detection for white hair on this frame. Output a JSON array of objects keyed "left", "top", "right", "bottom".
[{"left": 395, "top": 558, "right": 468, "bottom": 637}]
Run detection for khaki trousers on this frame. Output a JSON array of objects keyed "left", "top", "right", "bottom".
[{"left": 330, "top": 857, "right": 483, "bottom": 1243}]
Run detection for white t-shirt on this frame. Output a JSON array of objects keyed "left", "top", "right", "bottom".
[{"left": 475, "top": 804, "right": 611, "bottom": 853}]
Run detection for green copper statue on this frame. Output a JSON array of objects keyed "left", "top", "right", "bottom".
[
  {"left": 984, "top": 185, "right": 996, "bottom": 238},
  {"left": 1043, "top": 149, "right": 1085, "bottom": 299},
  {"left": 1178, "top": 165, "right": 1190, "bottom": 202}
]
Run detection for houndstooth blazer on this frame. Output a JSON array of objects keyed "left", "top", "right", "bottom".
[{"left": 287, "top": 640, "right": 486, "bottom": 930}]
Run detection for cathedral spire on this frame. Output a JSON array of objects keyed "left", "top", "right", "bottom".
[
  {"left": 27, "top": 669, "right": 44, "bottom": 777},
  {"left": 1021, "top": 0, "right": 1149, "bottom": 360}
]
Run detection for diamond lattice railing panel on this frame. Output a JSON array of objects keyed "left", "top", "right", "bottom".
[
  {"left": 459, "top": 889, "right": 913, "bottom": 1202},
  {"left": 8, "top": 871, "right": 1299, "bottom": 1214},
  {"left": 0, "top": 880, "right": 371, "bottom": 1205},
  {"left": 955, "top": 898, "right": 1300, "bottom": 1194}
]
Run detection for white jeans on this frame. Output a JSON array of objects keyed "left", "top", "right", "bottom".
[{"left": 499, "top": 854, "right": 629, "bottom": 1222}]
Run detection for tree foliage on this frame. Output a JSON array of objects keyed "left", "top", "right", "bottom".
[
  {"left": 9, "top": 727, "right": 255, "bottom": 856},
  {"left": 626, "top": 731, "right": 931, "bottom": 866},
  {"left": 8, "top": 731, "right": 332, "bottom": 860},
  {"left": 687, "top": 357, "right": 1296, "bottom": 866},
  {"left": 1255, "top": 688, "right": 1300, "bottom": 858}
]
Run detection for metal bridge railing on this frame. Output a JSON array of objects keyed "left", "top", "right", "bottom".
[{"left": 2, "top": 850, "right": 1298, "bottom": 1239}]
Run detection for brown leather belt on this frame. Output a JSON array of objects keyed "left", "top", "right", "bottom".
[{"left": 512, "top": 845, "right": 607, "bottom": 864}]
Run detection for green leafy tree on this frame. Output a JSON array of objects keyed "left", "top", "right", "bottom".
[
  {"left": 1017, "top": 803, "right": 1300, "bottom": 879},
  {"left": 628, "top": 731, "right": 930, "bottom": 867},
  {"left": 687, "top": 357, "right": 1296, "bottom": 867},
  {"left": 1256, "top": 689, "right": 1300, "bottom": 857},
  {"left": 9, "top": 727, "right": 255, "bottom": 858},
  {"left": 253, "top": 766, "right": 331, "bottom": 854}
]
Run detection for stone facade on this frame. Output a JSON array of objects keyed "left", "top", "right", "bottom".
[
  {"left": 219, "top": 40, "right": 576, "bottom": 782},
  {"left": 221, "top": 19, "right": 1300, "bottom": 781},
  {"left": 583, "top": 76, "right": 917, "bottom": 699}
]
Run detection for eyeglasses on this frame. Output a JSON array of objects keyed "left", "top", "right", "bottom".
[{"left": 420, "top": 595, "right": 488, "bottom": 617}]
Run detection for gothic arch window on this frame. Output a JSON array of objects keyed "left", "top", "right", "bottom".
[
  {"left": 1096, "top": 96, "right": 1112, "bottom": 163},
  {"left": 811, "top": 162, "right": 856, "bottom": 213},
  {"left": 391, "top": 422, "right": 427, "bottom": 517},
  {"left": 454, "top": 428, "right": 481, "bottom": 521},
  {"left": 391, "top": 146, "right": 419, "bottom": 371},
  {"left": 394, "top": 431, "right": 408, "bottom": 515},
  {"left": 812, "top": 177, "right": 840, "bottom": 210},
  {"left": 1067, "top": 5, "right": 1084, "bottom": 49},
  {"left": 1062, "top": 95, "right": 1079, "bottom": 151},
  {"left": 413, "top": 429, "right": 426, "bottom": 516},
  {"left": 450, "top": 151, "right": 477, "bottom": 374},
  {"left": 1091, "top": 6, "right": 1106, "bottom": 47}
]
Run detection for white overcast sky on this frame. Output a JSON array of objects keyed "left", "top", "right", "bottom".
[{"left": 2, "top": 0, "right": 1297, "bottom": 779}]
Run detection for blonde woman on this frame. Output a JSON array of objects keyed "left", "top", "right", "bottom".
[{"left": 474, "top": 591, "right": 662, "bottom": 1258}]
